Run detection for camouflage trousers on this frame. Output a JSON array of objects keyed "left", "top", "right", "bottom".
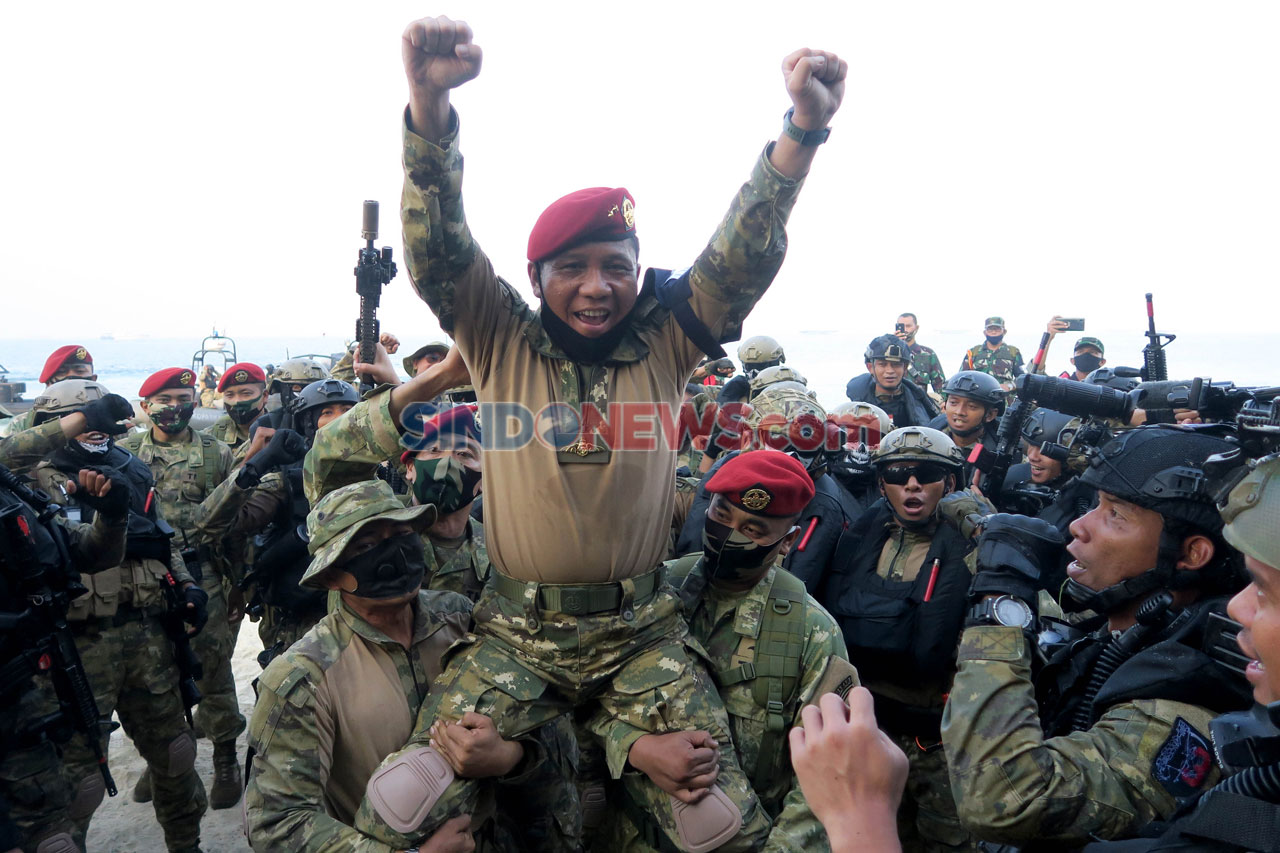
[
  {"left": 895, "top": 734, "right": 978, "bottom": 852},
  {"left": 0, "top": 681, "right": 74, "bottom": 852},
  {"left": 65, "top": 614, "right": 208, "bottom": 851},
  {"left": 191, "top": 567, "right": 245, "bottom": 744},
  {"left": 352, "top": 571, "right": 771, "bottom": 851}
]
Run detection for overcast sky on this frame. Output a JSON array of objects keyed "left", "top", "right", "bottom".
[{"left": 3, "top": 1, "right": 1276, "bottom": 346}]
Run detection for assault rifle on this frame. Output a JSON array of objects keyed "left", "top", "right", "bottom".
[
  {"left": 0, "top": 464, "right": 117, "bottom": 796},
  {"left": 159, "top": 570, "right": 203, "bottom": 727},
  {"left": 1141, "top": 292, "right": 1175, "bottom": 382},
  {"left": 354, "top": 200, "right": 398, "bottom": 395}
]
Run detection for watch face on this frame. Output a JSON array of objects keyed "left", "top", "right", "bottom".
[{"left": 995, "top": 597, "right": 1032, "bottom": 628}]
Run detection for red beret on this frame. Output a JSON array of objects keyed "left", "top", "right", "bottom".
[
  {"left": 39, "top": 345, "right": 93, "bottom": 384},
  {"left": 704, "top": 451, "right": 815, "bottom": 518},
  {"left": 527, "top": 187, "right": 636, "bottom": 263},
  {"left": 217, "top": 362, "right": 266, "bottom": 392},
  {"left": 401, "top": 404, "right": 482, "bottom": 463},
  {"left": 139, "top": 367, "right": 197, "bottom": 399}
]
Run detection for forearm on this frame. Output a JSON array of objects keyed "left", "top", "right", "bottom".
[
  {"left": 761, "top": 781, "right": 833, "bottom": 853},
  {"left": 70, "top": 512, "right": 128, "bottom": 572},
  {"left": 0, "top": 419, "right": 68, "bottom": 471},
  {"left": 193, "top": 472, "right": 257, "bottom": 540}
]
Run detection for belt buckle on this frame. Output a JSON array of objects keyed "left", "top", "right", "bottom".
[{"left": 562, "top": 592, "right": 585, "bottom": 614}]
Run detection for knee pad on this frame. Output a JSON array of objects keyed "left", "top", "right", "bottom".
[
  {"left": 670, "top": 787, "right": 742, "bottom": 853},
  {"left": 365, "top": 746, "right": 455, "bottom": 834},
  {"left": 35, "top": 831, "right": 79, "bottom": 853},
  {"left": 167, "top": 731, "right": 197, "bottom": 776},
  {"left": 67, "top": 774, "right": 106, "bottom": 822}
]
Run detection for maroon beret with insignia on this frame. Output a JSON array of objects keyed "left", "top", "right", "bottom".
[
  {"left": 139, "top": 367, "right": 197, "bottom": 399},
  {"left": 217, "top": 362, "right": 266, "bottom": 392},
  {"left": 400, "top": 404, "right": 482, "bottom": 464},
  {"left": 704, "top": 450, "right": 815, "bottom": 518},
  {"left": 39, "top": 345, "right": 93, "bottom": 384},
  {"left": 527, "top": 187, "right": 636, "bottom": 263}
]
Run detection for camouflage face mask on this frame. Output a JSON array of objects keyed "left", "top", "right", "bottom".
[
  {"left": 149, "top": 402, "right": 195, "bottom": 435},
  {"left": 226, "top": 395, "right": 264, "bottom": 425},
  {"left": 412, "top": 455, "right": 482, "bottom": 515}
]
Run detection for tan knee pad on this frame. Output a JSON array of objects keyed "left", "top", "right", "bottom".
[
  {"left": 365, "top": 746, "right": 456, "bottom": 834},
  {"left": 34, "top": 831, "right": 79, "bottom": 853},
  {"left": 67, "top": 774, "right": 106, "bottom": 821},
  {"left": 167, "top": 731, "right": 197, "bottom": 776},
  {"left": 670, "top": 787, "right": 742, "bottom": 853}
]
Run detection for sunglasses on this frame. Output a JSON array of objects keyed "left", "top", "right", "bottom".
[{"left": 880, "top": 463, "right": 950, "bottom": 486}]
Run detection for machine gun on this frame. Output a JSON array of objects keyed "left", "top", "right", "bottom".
[
  {"left": 0, "top": 464, "right": 117, "bottom": 797},
  {"left": 159, "top": 570, "right": 203, "bottom": 728},
  {"left": 354, "top": 200, "right": 398, "bottom": 395},
  {"left": 1141, "top": 292, "right": 1175, "bottom": 382}
]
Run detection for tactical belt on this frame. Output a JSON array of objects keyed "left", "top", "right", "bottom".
[
  {"left": 69, "top": 605, "right": 167, "bottom": 634},
  {"left": 493, "top": 568, "right": 661, "bottom": 616}
]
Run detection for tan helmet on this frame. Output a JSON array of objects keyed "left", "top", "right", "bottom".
[
  {"left": 737, "top": 335, "right": 785, "bottom": 368},
  {"left": 873, "top": 426, "right": 965, "bottom": 471},
  {"left": 1221, "top": 453, "right": 1280, "bottom": 569},
  {"left": 270, "top": 358, "right": 329, "bottom": 391},
  {"left": 32, "top": 379, "right": 109, "bottom": 419},
  {"left": 749, "top": 365, "right": 807, "bottom": 397},
  {"left": 829, "top": 401, "right": 892, "bottom": 449}
]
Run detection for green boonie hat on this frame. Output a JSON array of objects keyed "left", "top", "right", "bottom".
[
  {"left": 1074, "top": 336, "right": 1105, "bottom": 355},
  {"left": 300, "top": 480, "right": 436, "bottom": 588},
  {"left": 402, "top": 341, "right": 451, "bottom": 376},
  {"left": 983, "top": 316, "right": 1006, "bottom": 329},
  {"left": 1221, "top": 454, "right": 1280, "bottom": 569}
]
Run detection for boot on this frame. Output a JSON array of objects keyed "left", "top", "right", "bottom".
[
  {"left": 132, "top": 767, "right": 152, "bottom": 803},
  {"left": 209, "top": 740, "right": 242, "bottom": 810}
]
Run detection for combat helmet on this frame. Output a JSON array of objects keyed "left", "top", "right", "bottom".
[
  {"left": 1020, "top": 408, "right": 1087, "bottom": 474},
  {"left": 31, "top": 379, "right": 110, "bottom": 424},
  {"left": 872, "top": 426, "right": 965, "bottom": 471},
  {"left": 749, "top": 365, "right": 808, "bottom": 399},
  {"left": 942, "top": 371, "right": 1006, "bottom": 414},
  {"left": 864, "top": 334, "right": 912, "bottom": 364},
  {"left": 829, "top": 401, "right": 891, "bottom": 449},
  {"left": 737, "top": 335, "right": 785, "bottom": 375},
  {"left": 293, "top": 378, "right": 360, "bottom": 442},
  {"left": 1221, "top": 453, "right": 1280, "bottom": 570},
  {"left": 270, "top": 358, "right": 330, "bottom": 394},
  {"left": 745, "top": 386, "right": 829, "bottom": 473}
]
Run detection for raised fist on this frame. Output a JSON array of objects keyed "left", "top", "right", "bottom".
[
  {"left": 402, "top": 16, "right": 482, "bottom": 94},
  {"left": 781, "top": 48, "right": 848, "bottom": 131}
]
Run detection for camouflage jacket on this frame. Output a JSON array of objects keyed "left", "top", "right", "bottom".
[
  {"left": 961, "top": 342, "right": 1024, "bottom": 388},
  {"left": 0, "top": 408, "right": 34, "bottom": 441},
  {"left": 593, "top": 558, "right": 849, "bottom": 852},
  {"left": 120, "top": 427, "right": 234, "bottom": 537},
  {"left": 907, "top": 341, "right": 946, "bottom": 393},
  {"left": 303, "top": 388, "right": 402, "bottom": 507},
  {"left": 941, "top": 625, "right": 1228, "bottom": 846},
  {"left": 427, "top": 519, "right": 490, "bottom": 603},
  {"left": 202, "top": 413, "right": 252, "bottom": 463},
  {"left": 245, "top": 589, "right": 472, "bottom": 851}
]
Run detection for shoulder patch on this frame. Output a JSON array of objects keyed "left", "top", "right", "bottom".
[{"left": 1152, "top": 716, "right": 1213, "bottom": 798}]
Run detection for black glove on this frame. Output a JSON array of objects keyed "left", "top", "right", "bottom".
[
  {"left": 182, "top": 584, "right": 210, "bottom": 633},
  {"left": 236, "top": 428, "right": 306, "bottom": 488},
  {"left": 80, "top": 393, "right": 135, "bottom": 435},
  {"left": 970, "top": 513, "right": 1065, "bottom": 603},
  {"left": 74, "top": 466, "right": 131, "bottom": 520}
]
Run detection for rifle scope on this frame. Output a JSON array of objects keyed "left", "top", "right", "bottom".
[{"left": 1016, "top": 374, "right": 1136, "bottom": 423}]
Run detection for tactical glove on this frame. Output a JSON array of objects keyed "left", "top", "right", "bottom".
[
  {"left": 970, "top": 513, "right": 1064, "bottom": 603},
  {"left": 81, "top": 394, "right": 135, "bottom": 436},
  {"left": 938, "top": 489, "right": 997, "bottom": 541},
  {"left": 182, "top": 585, "right": 210, "bottom": 634},
  {"left": 74, "top": 466, "right": 131, "bottom": 521},
  {"left": 236, "top": 429, "right": 306, "bottom": 488}
]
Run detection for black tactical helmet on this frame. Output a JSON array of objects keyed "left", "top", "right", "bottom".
[
  {"left": 1020, "top": 407, "right": 1077, "bottom": 447},
  {"left": 293, "top": 379, "right": 360, "bottom": 441},
  {"left": 942, "top": 370, "right": 1006, "bottom": 414},
  {"left": 864, "top": 334, "right": 912, "bottom": 364}
]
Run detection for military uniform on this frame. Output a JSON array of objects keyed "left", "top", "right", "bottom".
[
  {"left": 0, "top": 409, "right": 34, "bottom": 441},
  {"left": 594, "top": 557, "right": 851, "bottom": 853},
  {"left": 204, "top": 413, "right": 252, "bottom": 461},
  {"left": 120, "top": 427, "right": 246, "bottom": 751},
  {"left": 960, "top": 342, "right": 1024, "bottom": 390},
  {"left": 907, "top": 341, "right": 946, "bottom": 394}
]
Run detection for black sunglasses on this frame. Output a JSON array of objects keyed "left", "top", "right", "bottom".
[{"left": 880, "top": 463, "right": 950, "bottom": 486}]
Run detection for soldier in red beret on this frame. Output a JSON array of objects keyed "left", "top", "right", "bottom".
[
  {"left": 206, "top": 361, "right": 268, "bottom": 460},
  {"left": 122, "top": 368, "right": 246, "bottom": 811},
  {"left": 0, "top": 345, "right": 97, "bottom": 439},
  {"left": 349, "top": 16, "right": 848, "bottom": 850}
]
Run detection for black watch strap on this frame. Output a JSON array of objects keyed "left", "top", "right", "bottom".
[{"left": 782, "top": 107, "right": 831, "bottom": 146}]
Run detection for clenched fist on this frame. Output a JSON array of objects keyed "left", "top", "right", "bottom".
[
  {"left": 781, "top": 48, "right": 848, "bottom": 132},
  {"left": 403, "top": 16, "right": 482, "bottom": 140}
]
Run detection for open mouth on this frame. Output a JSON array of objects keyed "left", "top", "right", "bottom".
[
  {"left": 901, "top": 497, "right": 926, "bottom": 515},
  {"left": 1029, "top": 463, "right": 1048, "bottom": 477},
  {"left": 1066, "top": 559, "right": 1087, "bottom": 578},
  {"left": 574, "top": 309, "right": 610, "bottom": 327}
]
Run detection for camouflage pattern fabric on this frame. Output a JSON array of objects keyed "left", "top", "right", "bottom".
[
  {"left": 330, "top": 347, "right": 357, "bottom": 384},
  {"left": 960, "top": 343, "right": 1024, "bottom": 390},
  {"left": 941, "top": 625, "right": 1223, "bottom": 846},
  {"left": 0, "top": 680, "right": 75, "bottom": 850},
  {"left": 350, "top": 576, "right": 772, "bottom": 851},
  {"left": 592, "top": 559, "right": 847, "bottom": 853},
  {"left": 0, "top": 408, "right": 33, "bottom": 441},
  {"left": 426, "top": 519, "right": 490, "bottom": 602},
  {"left": 64, "top": 617, "right": 208, "bottom": 851},
  {"left": 121, "top": 427, "right": 246, "bottom": 746},
  {"left": 0, "top": 416, "right": 62, "bottom": 476},
  {"left": 893, "top": 734, "right": 977, "bottom": 852},
  {"left": 908, "top": 342, "right": 946, "bottom": 393},
  {"left": 203, "top": 412, "right": 253, "bottom": 463},
  {"left": 303, "top": 388, "right": 403, "bottom": 506}
]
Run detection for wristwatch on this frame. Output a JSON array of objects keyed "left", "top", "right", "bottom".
[
  {"left": 968, "top": 595, "right": 1035, "bottom": 630},
  {"left": 782, "top": 107, "right": 831, "bottom": 146}
]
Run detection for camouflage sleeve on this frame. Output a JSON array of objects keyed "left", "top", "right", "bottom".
[
  {"left": 928, "top": 351, "right": 946, "bottom": 392},
  {"left": 246, "top": 660, "right": 399, "bottom": 853},
  {"left": 0, "top": 409, "right": 35, "bottom": 441},
  {"left": 62, "top": 511, "right": 128, "bottom": 573},
  {"left": 303, "top": 389, "right": 404, "bottom": 506},
  {"left": 195, "top": 472, "right": 285, "bottom": 542},
  {"left": 941, "top": 625, "right": 1220, "bottom": 845},
  {"left": 0, "top": 418, "right": 66, "bottom": 473},
  {"left": 681, "top": 147, "right": 805, "bottom": 369},
  {"left": 331, "top": 348, "right": 356, "bottom": 384}
]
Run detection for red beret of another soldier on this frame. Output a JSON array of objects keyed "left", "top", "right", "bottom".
[
  {"left": 704, "top": 451, "right": 815, "bottom": 518},
  {"left": 401, "top": 404, "right": 482, "bottom": 463},
  {"left": 217, "top": 362, "right": 267, "bottom": 392},
  {"left": 139, "top": 367, "right": 198, "bottom": 399},
  {"left": 527, "top": 187, "right": 637, "bottom": 263},
  {"left": 39, "top": 345, "right": 93, "bottom": 384}
]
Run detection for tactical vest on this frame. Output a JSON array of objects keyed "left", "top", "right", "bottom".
[
  {"left": 669, "top": 554, "right": 807, "bottom": 793},
  {"left": 818, "top": 500, "right": 973, "bottom": 736},
  {"left": 0, "top": 485, "right": 67, "bottom": 693},
  {"left": 250, "top": 465, "right": 326, "bottom": 619},
  {"left": 121, "top": 429, "right": 221, "bottom": 501}
]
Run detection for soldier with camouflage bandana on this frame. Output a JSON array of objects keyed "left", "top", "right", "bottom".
[
  {"left": 345, "top": 16, "right": 848, "bottom": 851},
  {"left": 960, "top": 316, "right": 1024, "bottom": 393}
]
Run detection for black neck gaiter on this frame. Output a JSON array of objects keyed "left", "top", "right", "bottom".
[{"left": 539, "top": 305, "right": 633, "bottom": 364}]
